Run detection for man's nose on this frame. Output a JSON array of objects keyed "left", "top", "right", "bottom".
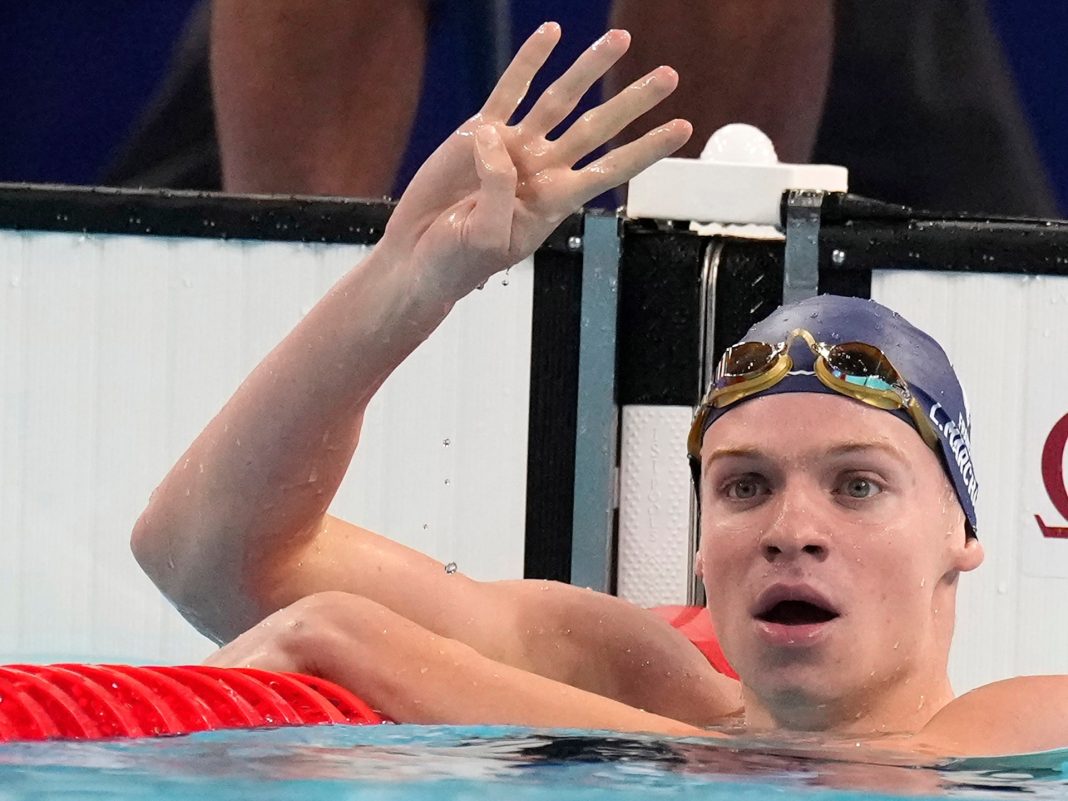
[{"left": 758, "top": 488, "right": 831, "bottom": 562}]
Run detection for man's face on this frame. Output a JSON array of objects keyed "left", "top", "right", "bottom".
[{"left": 695, "top": 393, "right": 983, "bottom": 727}]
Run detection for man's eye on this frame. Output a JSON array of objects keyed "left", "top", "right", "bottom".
[
  {"left": 839, "top": 477, "right": 881, "bottom": 499},
  {"left": 724, "top": 476, "right": 767, "bottom": 500}
]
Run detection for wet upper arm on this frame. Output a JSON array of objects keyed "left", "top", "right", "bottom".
[{"left": 506, "top": 583, "right": 743, "bottom": 723}]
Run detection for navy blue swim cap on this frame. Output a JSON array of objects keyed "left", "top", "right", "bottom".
[{"left": 696, "top": 295, "right": 978, "bottom": 535}]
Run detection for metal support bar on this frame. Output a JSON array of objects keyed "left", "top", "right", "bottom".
[
  {"left": 783, "top": 190, "right": 824, "bottom": 304},
  {"left": 570, "top": 212, "right": 621, "bottom": 591},
  {"left": 688, "top": 240, "right": 724, "bottom": 606}
]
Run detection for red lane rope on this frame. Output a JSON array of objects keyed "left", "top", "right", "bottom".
[
  {"left": 0, "top": 605, "right": 728, "bottom": 741},
  {"left": 0, "top": 664, "right": 383, "bottom": 742}
]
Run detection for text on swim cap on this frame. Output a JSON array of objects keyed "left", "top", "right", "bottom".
[{"left": 929, "top": 403, "right": 979, "bottom": 507}]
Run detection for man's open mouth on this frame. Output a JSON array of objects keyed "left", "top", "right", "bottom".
[
  {"left": 752, "top": 585, "right": 841, "bottom": 627},
  {"left": 755, "top": 600, "right": 839, "bottom": 625}
]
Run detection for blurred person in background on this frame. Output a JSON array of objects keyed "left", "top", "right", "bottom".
[{"left": 104, "top": 0, "right": 1057, "bottom": 217}]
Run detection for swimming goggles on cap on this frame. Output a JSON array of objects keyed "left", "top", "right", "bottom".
[{"left": 687, "top": 328, "right": 941, "bottom": 461}]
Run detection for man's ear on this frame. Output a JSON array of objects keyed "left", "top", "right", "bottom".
[{"left": 953, "top": 534, "right": 984, "bottom": 574}]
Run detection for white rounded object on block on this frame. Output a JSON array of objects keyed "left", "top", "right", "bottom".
[
  {"left": 626, "top": 124, "right": 849, "bottom": 226},
  {"left": 699, "top": 123, "right": 778, "bottom": 164}
]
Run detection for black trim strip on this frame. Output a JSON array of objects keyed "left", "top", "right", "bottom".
[
  {"left": 524, "top": 235, "right": 584, "bottom": 581},
  {"left": 817, "top": 193, "right": 1068, "bottom": 277},
  {"left": 0, "top": 183, "right": 393, "bottom": 245}
]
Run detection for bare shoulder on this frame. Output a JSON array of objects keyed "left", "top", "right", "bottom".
[
  {"left": 499, "top": 580, "right": 742, "bottom": 725},
  {"left": 913, "top": 675, "right": 1068, "bottom": 756}
]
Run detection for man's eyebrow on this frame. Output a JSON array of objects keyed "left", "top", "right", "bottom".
[
  {"left": 702, "top": 447, "right": 765, "bottom": 472},
  {"left": 702, "top": 441, "right": 911, "bottom": 472},
  {"left": 823, "top": 440, "right": 911, "bottom": 464}
]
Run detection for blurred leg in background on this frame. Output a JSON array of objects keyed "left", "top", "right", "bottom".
[
  {"left": 106, "top": 0, "right": 430, "bottom": 197},
  {"left": 211, "top": 0, "right": 427, "bottom": 196},
  {"left": 607, "top": 0, "right": 1058, "bottom": 216},
  {"left": 606, "top": 0, "right": 834, "bottom": 165}
]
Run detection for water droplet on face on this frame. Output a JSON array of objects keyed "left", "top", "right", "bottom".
[{"left": 444, "top": 562, "right": 458, "bottom": 574}]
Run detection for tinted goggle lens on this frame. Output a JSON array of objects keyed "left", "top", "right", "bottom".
[
  {"left": 825, "top": 342, "right": 904, "bottom": 394},
  {"left": 717, "top": 342, "right": 778, "bottom": 382}
]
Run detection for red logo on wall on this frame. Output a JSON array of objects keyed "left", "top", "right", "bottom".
[{"left": 1035, "top": 413, "right": 1068, "bottom": 539}]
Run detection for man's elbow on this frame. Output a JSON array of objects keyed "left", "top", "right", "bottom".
[
  {"left": 130, "top": 507, "right": 167, "bottom": 585},
  {"left": 129, "top": 504, "right": 200, "bottom": 604}
]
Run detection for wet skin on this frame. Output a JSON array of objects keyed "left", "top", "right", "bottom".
[
  {"left": 695, "top": 392, "right": 983, "bottom": 735},
  {"left": 135, "top": 24, "right": 1068, "bottom": 756}
]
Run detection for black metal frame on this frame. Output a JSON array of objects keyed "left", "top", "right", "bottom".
[{"left": 523, "top": 216, "right": 584, "bottom": 581}]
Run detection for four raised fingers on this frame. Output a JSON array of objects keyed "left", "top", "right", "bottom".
[
  {"left": 482, "top": 25, "right": 692, "bottom": 211},
  {"left": 519, "top": 29, "right": 631, "bottom": 138}
]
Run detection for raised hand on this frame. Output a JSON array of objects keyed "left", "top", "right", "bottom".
[
  {"left": 381, "top": 23, "right": 692, "bottom": 299},
  {"left": 132, "top": 26, "right": 692, "bottom": 655}
]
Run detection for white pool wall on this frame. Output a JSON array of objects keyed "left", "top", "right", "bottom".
[{"left": 0, "top": 230, "right": 532, "bottom": 663}]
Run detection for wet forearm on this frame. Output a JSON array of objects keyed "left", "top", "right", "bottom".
[
  {"left": 132, "top": 239, "right": 456, "bottom": 629},
  {"left": 298, "top": 592, "right": 707, "bottom": 734}
]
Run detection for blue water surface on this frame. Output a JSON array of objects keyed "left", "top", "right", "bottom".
[{"left": 0, "top": 725, "right": 1065, "bottom": 801}]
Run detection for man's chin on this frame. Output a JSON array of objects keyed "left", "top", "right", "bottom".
[{"left": 735, "top": 644, "right": 851, "bottom": 712}]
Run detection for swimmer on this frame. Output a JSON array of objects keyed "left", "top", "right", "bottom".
[{"left": 132, "top": 25, "right": 1068, "bottom": 755}]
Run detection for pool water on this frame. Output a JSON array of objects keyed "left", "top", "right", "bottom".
[{"left": 0, "top": 725, "right": 1065, "bottom": 801}]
